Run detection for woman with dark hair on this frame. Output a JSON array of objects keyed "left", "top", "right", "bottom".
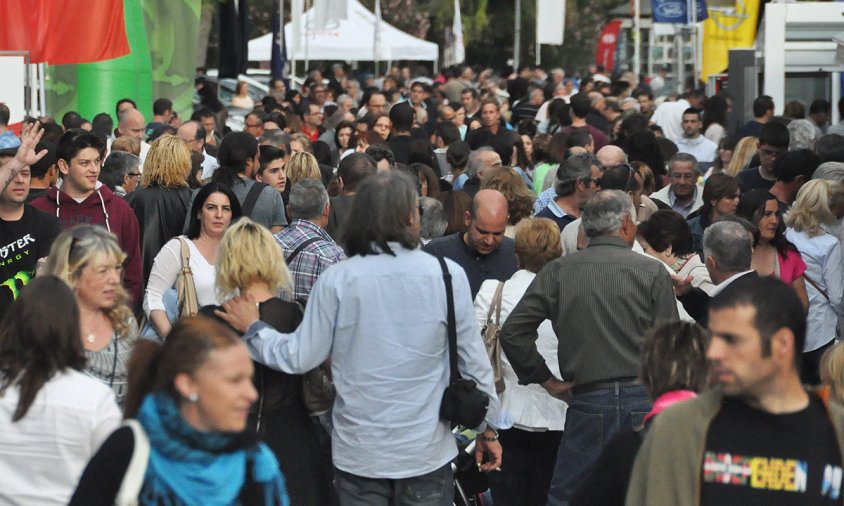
[
  {"left": 333, "top": 120, "right": 356, "bottom": 163},
  {"left": 144, "top": 182, "right": 242, "bottom": 338},
  {"left": 703, "top": 94, "right": 729, "bottom": 143},
  {"left": 212, "top": 132, "right": 287, "bottom": 232},
  {"left": 531, "top": 133, "right": 554, "bottom": 194},
  {"left": 686, "top": 174, "right": 741, "bottom": 258},
  {"left": 571, "top": 321, "right": 710, "bottom": 506},
  {"left": 409, "top": 163, "right": 441, "bottom": 198},
  {"left": 638, "top": 210, "right": 715, "bottom": 295},
  {"left": 446, "top": 141, "right": 471, "bottom": 190},
  {"left": 0, "top": 277, "right": 121, "bottom": 505},
  {"left": 436, "top": 190, "right": 473, "bottom": 236},
  {"left": 736, "top": 189, "right": 809, "bottom": 310},
  {"left": 625, "top": 130, "right": 666, "bottom": 185},
  {"left": 70, "top": 317, "right": 289, "bottom": 505},
  {"left": 707, "top": 135, "right": 737, "bottom": 177}
]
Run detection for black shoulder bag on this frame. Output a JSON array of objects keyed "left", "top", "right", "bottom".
[
  {"left": 436, "top": 256, "right": 489, "bottom": 428},
  {"left": 241, "top": 182, "right": 268, "bottom": 217}
]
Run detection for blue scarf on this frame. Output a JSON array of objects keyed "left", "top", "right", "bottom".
[{"left": 136, "top": 392, "right": 289, "bottom": 506}]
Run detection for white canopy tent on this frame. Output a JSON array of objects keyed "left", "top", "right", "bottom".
[{"left": 248, "top": 0, "right": 439, "bottom": 63}]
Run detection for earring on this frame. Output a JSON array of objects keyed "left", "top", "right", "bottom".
[{"left": 188, "top": 392, "right": 198, "bottom": 403}]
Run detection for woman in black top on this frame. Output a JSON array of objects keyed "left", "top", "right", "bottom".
[{"left": 209, "top": 218, "right": 335, "bottom": 506}]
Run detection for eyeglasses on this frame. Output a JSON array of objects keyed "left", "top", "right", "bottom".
[
  {"left": 670, "top": 172, "right": 696, "bottom": 181},
  {"left": 245, "top": 123, "right": 262, "bottom": 128},
  {"left": 127, "top": 172, "right": 142, "bottom": 179}
]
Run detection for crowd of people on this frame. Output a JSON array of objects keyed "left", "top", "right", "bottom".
[{"left": 2, "top": 60, "right": 844, "bottom": 505}]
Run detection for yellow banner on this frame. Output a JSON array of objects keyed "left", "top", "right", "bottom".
[{"left": 702, "top": 0, "right": 761, "bottom": 80}]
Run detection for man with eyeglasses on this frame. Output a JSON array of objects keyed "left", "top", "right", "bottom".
[
  {"left": 301, "top": 103, "right": 324, "bottom": 142},
  {"left": 243, "top": 111, "right": 265, "bottom": 140},
  {"left": 535, "top": 152, "right": 603, "bottom": 232},
  {"left": 0, "top": 123, "right": 61, "bottom": 320},
  {"left": 737, "top": 122, "right": 790, "bottom": 194},
  {"left": 99, "top": 151, "right": 141, "bottom": 198},
  {"left": 651, "top": 153, "right": 704, "bottom": 218}
]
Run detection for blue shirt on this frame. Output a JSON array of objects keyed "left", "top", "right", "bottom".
[
  {"left": 243, "top": 244, "right": 510, "bottom": 479},
  {"left": 533, "top": 187, "right": 557, "bottom": 215}
]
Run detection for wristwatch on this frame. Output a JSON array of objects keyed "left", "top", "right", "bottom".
[{"left": 478, "top": 428, "right": 499, "bottom": 442}]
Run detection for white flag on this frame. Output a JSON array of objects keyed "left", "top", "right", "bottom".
[
  {"left": 536, "top": 0, "right": 565, "bottom": 45},
  {"left": 314, "top": 0, "right": 349, "bottom": 30},
  {"left": 291, "top": 0, "right": 304, "bottom": 54},
  {"left": 453, "top": 0, "right": 465, "bottom": 64},
  {"left": 374, "top": 0, "right": 383, "bottom": 61}
]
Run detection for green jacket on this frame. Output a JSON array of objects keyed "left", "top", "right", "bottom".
[{"left": 625, "top": 388, "right": 844, "bottom": 506}]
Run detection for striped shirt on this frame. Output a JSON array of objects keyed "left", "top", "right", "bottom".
[
  {"left": 500, "top": 236, "right": 679, "bottom": 386},
  {"left": 274, "top": 219, "right": 347, "bottom": 304}
]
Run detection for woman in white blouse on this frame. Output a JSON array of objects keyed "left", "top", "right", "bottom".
[
  {"left": 474, "top": 218, "right": 568, "bottom": 506},
  {"left": 0, "top": 276, "right": 120, "bottom": 506},
  {"left": 144, "top": 182, "right": 242, "bottom": 337},
  {"left": 785, "top": 179, "right": 844, "bottom": 384}
]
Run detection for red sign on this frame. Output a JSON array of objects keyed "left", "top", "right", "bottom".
[
  {"left": 0, "top": 1, "right": 129, "bottom": 65},
  {"left": 595, "top": 20, "right": 623, "bottom": 73}
]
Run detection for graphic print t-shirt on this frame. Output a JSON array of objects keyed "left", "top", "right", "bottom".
[
  {"left": 0, "top": 205, "right": 61, "bottom": 318},
  {"left": 701, "top": 395, "right": 842, "bottom": 505}
]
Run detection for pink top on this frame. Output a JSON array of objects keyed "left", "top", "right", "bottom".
[{"left": 777, "top": 248, "right": 807, "bottom": 284}]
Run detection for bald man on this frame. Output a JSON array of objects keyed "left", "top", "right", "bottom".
[
  {"left": 423, "top": 189, "right": 518, "bottom": 297},
  {"left": 116, "top": 107, "right": 152, "bottom": 164},
  {"left": 596, "top": 145, "right": 626, "bottom": 169}
]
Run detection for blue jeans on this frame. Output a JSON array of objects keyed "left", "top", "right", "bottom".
[
  {"left": 547, "top": 384, "right": 651, "bottom": 506},
  {"left": 335, "top": 463, "right": 454, "bottom": 506}
]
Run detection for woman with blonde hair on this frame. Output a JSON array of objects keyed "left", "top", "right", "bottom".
[
  {"left": 481, "top": 166, "right": 536, "bottom": 238},
  {"left": 785, "top": 179, "right": 844, "bottom": 384},
  {"left": 45, "top": 225, "right": 138, "bottom": 406},
  {"left": 474, "top": 218, "right": 566, "bottom": 506},
  {"left": 724, "top": 136, "right": 758, "bottom": 177},
  {"left": 127, "top": 135, "right": 193, "bottom": 280},
  {"left": 230, "top": 80, "right": 254, "bottom": 110},
  {"left": 286, "top": 151, "right": 322, "bottom": 190},
  {"left": 820, "top": 342, "right": 844, "bottom": 404},
  {"left": 210, "top": 218, "right": 334, "bottom": 505},
  {"left": 289, "top": 132, "right": 312, "bottom": 154}
]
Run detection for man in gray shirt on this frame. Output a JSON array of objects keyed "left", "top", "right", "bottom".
[{"left": 501, "top": 189, "right": 679, "bottom": 506}]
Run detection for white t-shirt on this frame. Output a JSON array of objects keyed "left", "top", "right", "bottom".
[
  {"left": 0, "top": 370, "right": 121, "bottom": 505},
  {"left": 144, "top": 236, "right": 219, "bottom": 315}
]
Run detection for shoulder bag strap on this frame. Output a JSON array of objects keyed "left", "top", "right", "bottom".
[
  {"left": 115, "top": 419, "right": 150, "bottom": 506},
  {"left": 241, "top": 182, "right": 267, "bottom": 217},
  {"left": 436, "top": 256, "right": 459, "bottom": 385},
  {"left": 285, "top": 236, "right": 323, "bottom": 264},
  {"left": 803, "top": 273, "right": 831, "bottom": 303},
  {"left": 487, "top": 281, "right": 505, "bottom": 327}
]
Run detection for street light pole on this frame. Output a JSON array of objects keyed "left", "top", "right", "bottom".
[{"left": 514, "top": 0, "right": 521, "bottom": 71}]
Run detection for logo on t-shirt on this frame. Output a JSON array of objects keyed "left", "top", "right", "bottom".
[{"left": 704, "top": 451, "right": 842, "bottom": 498}]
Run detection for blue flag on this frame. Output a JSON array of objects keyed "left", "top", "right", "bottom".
[
  {"left": 651, "top": 0, "right": 708, "bottom": 24},
  {"left": 271, "top": 2, "right": 287, "bottom": 82}
]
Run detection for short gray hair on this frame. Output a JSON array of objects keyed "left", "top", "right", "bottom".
[
  {"left": 419, "top": 196, "right": 447, "bottom": 240},
  {"left": 555, "top": 152, "right": 596, "bottom": 197},
  {"left": 669, "top": 152, "right": 699, "bottom": 173},
  {"left": 582, "top": 190, "right": 636, "bottom": 238},
  {"left": 788, "top": 119, "right": 818, "bottom": 150},
  {"left": 703, "top": 221, "right": 752, "bottom": 272},
  {"left": 814, "top": 161, "right": 844, "bottom": 184},
  {"left": 288, "top": 178, "right": 329, "bottom": 220},
  {"left": 260, "top": 129, "right": 291, "bottom": 153},
  {"left": 467, "top": 146, "right": 495, "bottom": 177}
]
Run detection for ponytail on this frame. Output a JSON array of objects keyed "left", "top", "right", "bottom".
[{"left": 124, "top": 340, "right": 164, "bottom": 418}]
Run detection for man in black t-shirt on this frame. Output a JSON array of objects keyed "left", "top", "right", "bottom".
[
  {"left": 0, "top": 126, "right": 61, "bottom": 319},
  {"left": 627, "top": 276, "right": 844, "bottom": 505}
]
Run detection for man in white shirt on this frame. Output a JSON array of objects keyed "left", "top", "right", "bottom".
[
  {"left": 177, "top": 121, "right": 219, "bottom": 181},
  {"left": 650, "top": 90, "right": 706, "bottom": 143},
  {"left": 674, "top": 108, "right": 718, "bottom": 163},
  {"left": 650, "top": 153, "right": 704, "bottom": 218}
]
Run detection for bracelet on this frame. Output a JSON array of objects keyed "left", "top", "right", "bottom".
[{"left": 478, "top": 429, "right": 499, "bottom": 442}]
